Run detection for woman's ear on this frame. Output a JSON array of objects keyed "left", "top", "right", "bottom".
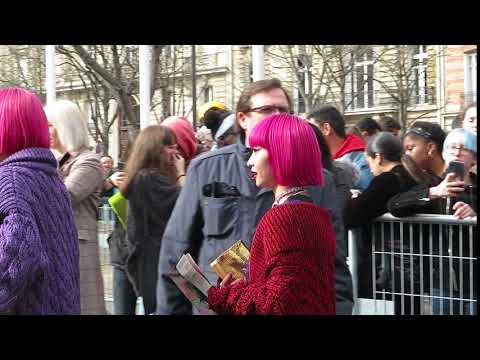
[
  {"left": 321, "top": 123, "right": 332, "bottom": 136},
  {"left": 375, "top": 153, "right": 383, "bottom": 165},
  {"left": 427, "top": 142, "right": 437, "bottom": 157}
]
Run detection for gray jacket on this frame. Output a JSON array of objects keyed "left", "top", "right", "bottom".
[{"left": 156, "top": 139, "right": 353, "bottom": 315}]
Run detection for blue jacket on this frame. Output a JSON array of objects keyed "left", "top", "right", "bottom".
[
  {"left": 156, "top": 139, "right": 353, "bottom": 315},
  {"left": 337, "top": 150, "right": 373, "bottom": 191}
]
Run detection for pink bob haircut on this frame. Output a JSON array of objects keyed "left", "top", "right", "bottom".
[
  {"left": 0, "top": 87, "right": 49, "bottom": 157},
  {"left": 249, "top": 113, "right": 324, "bottom": 187}
]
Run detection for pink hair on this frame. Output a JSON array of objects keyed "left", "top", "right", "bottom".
[
  {"left": 162, "top": 116, "right": 197, "bottom": 162},
  {"left": 0, "top": 88, "right": 49, "bottom": 156},
  {"left": 249, "top": 113, "right": 324, "bottom": 187}
]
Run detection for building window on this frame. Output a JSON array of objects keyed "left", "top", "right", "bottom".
[
  {"left": 413, "top": 45, "right": 428, "bottom": 104},
  {"left": 351, "top": 48, "right": 374, "bottom": 109},
  {"left": 464, "top": 51, "right": 477, "bottom": 104},
  {"left": 203, "top": 86, "right": 213, "bottom": 103}
]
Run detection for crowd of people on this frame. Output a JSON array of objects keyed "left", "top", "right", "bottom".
[{"left": 0, "top": 81, "right": 476, "bottom": 315}]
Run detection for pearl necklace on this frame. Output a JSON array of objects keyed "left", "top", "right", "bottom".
[{"left": 273, "top": 186, "right": 306, "bottom": 206}]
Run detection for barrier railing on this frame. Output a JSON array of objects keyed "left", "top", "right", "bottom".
[{"left": 348, "top": 213, "right": 477, "bottom": 315}]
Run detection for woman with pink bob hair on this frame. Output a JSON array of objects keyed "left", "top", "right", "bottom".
[
  {"left": 207, "top": 113, "right": 336, "bottom": 315},
  {"left": 0, "top": 88, "right": 80, "bottom": 314}
]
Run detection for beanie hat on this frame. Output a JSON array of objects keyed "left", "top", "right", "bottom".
[
  {"left": 162, "top": 116, "right": 197, "bottom": 161},
  {"left": 443, "top": 128, "right": 477, "bottom": 156}
]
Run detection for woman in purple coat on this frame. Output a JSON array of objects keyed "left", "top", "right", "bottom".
[{"left": 0, "top": 88, "right": 80, "bottom": 315}]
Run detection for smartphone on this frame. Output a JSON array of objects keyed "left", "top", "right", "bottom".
[
  {"left": 446, "top": 160, "right": 465, "bottom": 180},
  {"left": 117, "top": 160, "right": 125, "bottom": 171}
]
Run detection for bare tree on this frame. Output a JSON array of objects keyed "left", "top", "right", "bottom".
[
  {"left": 265, "top": 45, "right": 384, "bottom": 114},
  {"left": 312, "top": 45, "right": 374, "bottom": 112},
  {"left": 267, "top": 45, "right": 331, "bottom": 114},
  {"left": 372, "top": 45, "right": 438, "bottom": 132},
  {"left": 57, "top": 51, "right": 120, "bottom": 154},
  {"left": 57, "top": 45, "right": 169, "bottom": 129},
  {"left": 150, "top": 45, "right": 191, "bottom": 121},
  {"left": 0, "top": 45, "right": 46, "bottom": 98},
  {"left": 55, "top": 45, "right": 190, "bottom": 156}
]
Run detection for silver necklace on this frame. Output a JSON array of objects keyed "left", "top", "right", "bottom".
[{"left": 273, "top": 186, "right": 306, "bottom": 206}]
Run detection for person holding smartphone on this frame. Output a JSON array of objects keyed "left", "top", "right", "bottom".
[
  {"left": 389, "top": 128, "right": 476, "bottom": 219},
  {"left": 388, "top": 128, "right": 477, "bottom": 315}
]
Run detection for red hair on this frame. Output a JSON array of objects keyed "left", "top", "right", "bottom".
[
  {"left": 249, "top": 113, "right": 324, "bottom": 187},
  {"left": 0, "top": 87, "right": 49, "bottom": 156},
  {"left": 162, "top": 116, "right": 197, "bottom": 162}
]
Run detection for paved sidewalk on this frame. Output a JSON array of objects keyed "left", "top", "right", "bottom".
[{"left": 98, "top": 220, "right": 144, "bottom": 315}]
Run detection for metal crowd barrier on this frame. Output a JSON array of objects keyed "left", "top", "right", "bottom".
[{"left": 348, "top": 213, "right": 477, "bottom": 315}]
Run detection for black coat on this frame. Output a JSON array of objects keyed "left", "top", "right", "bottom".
[
  {"left": 343, "top": 165, "right": 419, "bottom": 302},
  {"left": 126, "top": 171, "right": 180, "bottom": 314},
  {"left": 387, "top": 172, "right": 477, "bottom": 217},
  {"left": 344, "top": 165, "right": 418, "bottom": 228}
]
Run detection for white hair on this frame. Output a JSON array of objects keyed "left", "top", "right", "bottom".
[{"left": 44, "top": 100, "right": 90, "bottom": 153}]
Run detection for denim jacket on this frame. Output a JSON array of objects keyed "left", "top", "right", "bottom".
[
  {"left": 156, "top": 139, "right": 353, "bottom": 315},
  {"left": 337, "top": 150, "right": 374, "bottom": 191}
]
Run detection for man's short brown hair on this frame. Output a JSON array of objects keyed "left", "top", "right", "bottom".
[{"left": 235, "top": 78, "right": 292, "bottom": 114}]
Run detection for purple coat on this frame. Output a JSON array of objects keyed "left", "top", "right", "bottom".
[{"left": 0, "top": 148, "right": 80, "bottom": 314}]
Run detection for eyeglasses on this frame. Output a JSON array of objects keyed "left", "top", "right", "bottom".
[
  {"left": 246, "top": 105, "right": 291, "bottom": 115},
  {"left": 445, "top": 144, "right": 473, "bottom": 154}
]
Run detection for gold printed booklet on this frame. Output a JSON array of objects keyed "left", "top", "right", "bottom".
[{"left": 210, "top": 240, "right": 250, "bottom": 280}]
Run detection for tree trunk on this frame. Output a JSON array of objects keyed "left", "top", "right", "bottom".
[{"left": 398, "top": 102, "right": 408, "bottom": 136}]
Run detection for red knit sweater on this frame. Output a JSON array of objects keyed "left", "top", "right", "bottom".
[{"left": 207, "top": 202, "right": 336, "bottom": 315}]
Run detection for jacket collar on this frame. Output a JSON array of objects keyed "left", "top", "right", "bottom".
[
  {"left": 333, "top": 134, "right": 366, "bottom": 159},
  {"left": 0, "top": 147, "right": 57, "bottom": 168},
  {"left": 234, "top": 137, "right": 272, "bottom": 199}
]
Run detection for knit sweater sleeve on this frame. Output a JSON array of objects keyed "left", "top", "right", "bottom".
[
  {"left": 207, "top": 251, "right": 323, "bottom": 315},
  {"left": 0, "top": 213, "right": 41, "bottom": 311},
  {"left": 207, "top": 204, "right": 335, "bottom": 315}
]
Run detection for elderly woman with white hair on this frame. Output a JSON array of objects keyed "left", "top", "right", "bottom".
[{"left": 45, "top": 100, "right": 106, "bottom": 315}]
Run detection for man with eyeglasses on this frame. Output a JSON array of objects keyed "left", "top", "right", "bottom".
[{"left": 156, "top": 78, "right": 353, "bottom": 315}]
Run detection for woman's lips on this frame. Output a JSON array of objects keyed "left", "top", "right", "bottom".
[{"left": 250, "top": 171, "right": 257, "bottom": 180}]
